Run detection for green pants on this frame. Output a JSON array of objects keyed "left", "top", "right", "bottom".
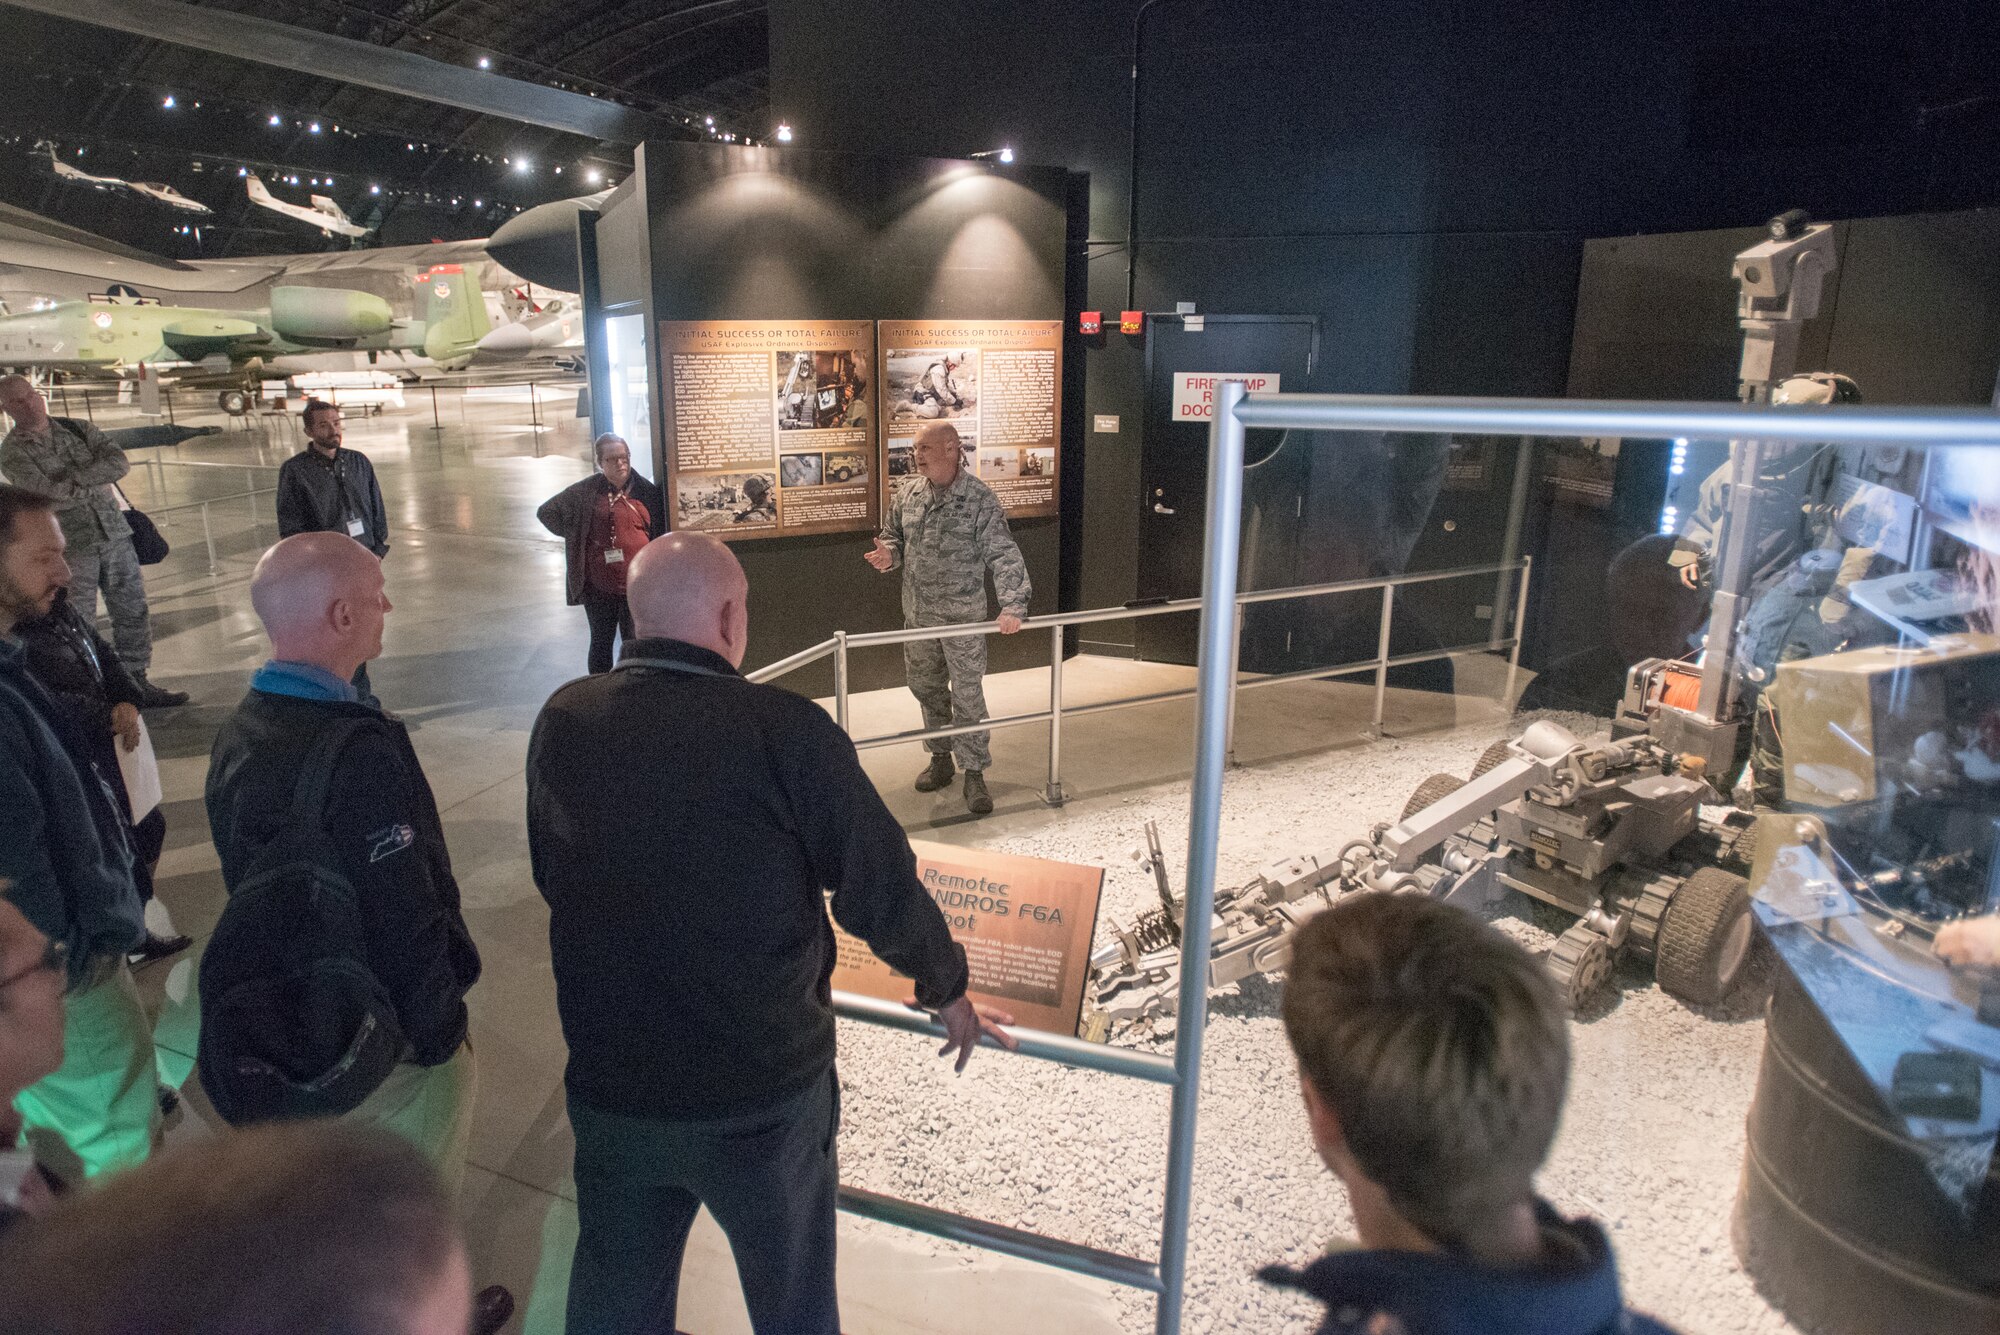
[
  {"left": 349, "top": 1041, "right": 477, "bottom": 1196},
  {"left": 13, "top": 963, "right": 158, "bottom": 1183}
]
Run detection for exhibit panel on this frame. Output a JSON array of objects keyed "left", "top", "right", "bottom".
[{"left": 660, "top": 318, "right": 877, "bottom": 539}]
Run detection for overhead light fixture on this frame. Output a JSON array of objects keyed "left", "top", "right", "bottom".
[
  {"left": 585, "top": 167, "right": 602, "bottom": 184},
  {"left": 370, "top": 183, "right": 381, "bottom": 195},
  {"left": 704, "top": 116, "right": 714, "bottom": 127},
  {"left": 268, "top": 113, "right": 282, "bottom": 126},
  {"left": 478, "top": 56, "right": 491, "bottom": 69},
  {"left": 1000, "top": 147, "right": 1014, "bottom": 163},
  {"left": 554, "top": 165, "right": 562, "bottom": 174},
  {"left": 776, "top": 123, "right": 793, "bottom": 142},
  {"left": 473, "top": 198, "right": 482, "bottom": 207},
  {"left": 237, "top": 166, "right": 247, "bottom": 177},
  {"left": 325, "top": 176, "right": 335, "bottom": 186},
  {"left": 515, "top": 158, "right": 530, "bottom": 173},
  {"left": 308, "top": 121, "right": 321, "bottom": 134},
  {"left": 162, "top": 94, "right": 176, "bottom": 109}
]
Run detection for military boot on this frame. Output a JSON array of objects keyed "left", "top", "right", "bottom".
[
  {"left": 915, "top": 753, "right": 956, "bottom": 792},
  {"left": 963, "top": 770, "right": 993, "bottom": 816}
]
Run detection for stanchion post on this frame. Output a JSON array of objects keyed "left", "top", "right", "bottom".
[
  {"left": 833, "top": 631, "right": 850, "bottom": 733},
  {"left": 430, "top": 385, "right": 442, "bottom": 433},
  {"left": 1223, "top": 601, "right": 1242, "bottom": 767},
  {"left": 1155, "top": 380, "right": 1249, "bottom": 1335},
  {"left": 1044, "top": 621, "right": 1066, "bottom": 806},
  {"left": 200, "top": 502, "right": 216, "bottom": 570},
  {"left": 1370, "top": 584, "right": 1394, "bottom": 737},
  {"left": 1504, "top": 555, "right": 1532, "bottom": 706}
]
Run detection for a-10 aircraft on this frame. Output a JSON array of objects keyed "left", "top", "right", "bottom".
[
  {"left": 41, "top": 143, "right": 212, "bottom": 217},
  {"left": 0, "top": 263, "right": 493, "bottom": 375},
  {"left": 244, "top": 173, "right": 373, "bottom": 239}
]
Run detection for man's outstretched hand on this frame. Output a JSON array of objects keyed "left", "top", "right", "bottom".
[
  {"left": 922, "top": 994, "right": 1018, "bottom": 1073},
  {"left": 864, "top": 536, "right": 896, "bottom": 572}
]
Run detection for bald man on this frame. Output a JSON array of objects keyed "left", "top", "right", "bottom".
[
  {"left": 203, "top": 533, "right": 482, "bottom": 1184},
  {"left": 528, "top": 532, "right": 1014, "bottom": 1335}
]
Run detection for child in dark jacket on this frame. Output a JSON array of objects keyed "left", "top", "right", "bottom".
[{"left": 1264, "top": 894, "right": 1678, "bottom": 1335}]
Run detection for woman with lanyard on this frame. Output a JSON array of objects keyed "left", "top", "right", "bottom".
[{"left": 537, "top": 433, "right": 666, "bottom": 675}]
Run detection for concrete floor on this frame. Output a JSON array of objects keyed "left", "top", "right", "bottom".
[{"left": 93, "top": 384, "right": 1519, "bottom": 1333}]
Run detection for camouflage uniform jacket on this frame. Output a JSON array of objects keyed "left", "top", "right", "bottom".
[
  {"left": 879, "top": 470, "right": 1030, "bottom": 627},
  {"left": 0, "top": 417, "right": 130, "bottom": 556}
]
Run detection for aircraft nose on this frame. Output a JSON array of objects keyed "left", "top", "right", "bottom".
[{"left": 476, "top": 322, "right": 532, "bottom": 356}]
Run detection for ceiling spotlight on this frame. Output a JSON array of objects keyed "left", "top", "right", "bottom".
[
  {"left": 370, "top": 183, "right": 381, "bottom": 195},
  {"left": 162, "top": 94, "right": 176, "bottom": 109},
  {"left": 554, "top": 165, "right": 562, "bottom": 174},
  {"left": 308, "top": 121, "right": 321, "bottom": 134},
  {"left": 776, "top": 123, "right": 793, "bottom": 142},
  {"left": 704, "top": 116, "right": 714, "bottom": 127},
  {"left": 325, "top": 176, "right": 334, "bottom": 186},
  {"left": 268, "top": 113, "right": 282, "bottom": 126},
  {"left": 515, "top": 158, "right": 530, "bottom": 173},
  {"left": 1000, "top": 146, "right": 1014, "bottom": 163},
  {"left": 585, "top": 167, "right": 601, "bottom": 184},
  {"left": 237, "top": 166, "right": 247, "bottom": 177},
  {"left": 473, "top": 198, "right": 482, "bottom": 207},
  {"left": 477, "top": 56, "right": 490, "bottom": 69}
]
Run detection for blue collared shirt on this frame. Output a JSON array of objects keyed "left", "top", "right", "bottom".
[{"left": 251, "top": 659, "right": 360, "bottom": 703}]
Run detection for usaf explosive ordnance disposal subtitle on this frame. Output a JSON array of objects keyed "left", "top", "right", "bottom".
[{"left": 1085, "top": 708, "right": 1759, "bottom": 1033}]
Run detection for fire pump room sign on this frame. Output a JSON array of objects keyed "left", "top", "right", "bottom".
[{"left": 1170, "top": 371, "right": 1281, "bottom": 421}]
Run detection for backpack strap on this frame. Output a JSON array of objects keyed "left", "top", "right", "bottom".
[{"left": 289, "top": 716, "right": 371, "bottom": 824}]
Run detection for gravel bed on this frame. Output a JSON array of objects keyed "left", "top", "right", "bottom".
[{"left": 834, "top": 712, "right": 1799, "bottom": 1334}]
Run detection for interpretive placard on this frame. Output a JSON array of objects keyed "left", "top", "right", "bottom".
[
  {"left": 659, "top": 319, "right": 877, "bottom": 541},
  {"left": 828, "top": 838, "right": 1104, "bottom": 1037},
  {"left": 877, "top": 320, "right": 1062, "bottom": 519}
]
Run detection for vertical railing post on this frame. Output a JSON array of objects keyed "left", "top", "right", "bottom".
[
  {"left": 430, "top": 385, "right": 442, "bottom": 433},
  {"left": 1223, "top": 600, "right": 1243, "bottom": 767},
  {"left": 200, "top": 502, "right": 216, "bottom": 570},
  {"left": 1044, "top": 621, "right": 1066, "bottom": 806},
  {"left": 1370, "top": 583, "right": 1394, "bottom": 737},
  {"left": 833, "top": 631, "right": 850, "bottom": 733},
  {"left": 1505, "top": 555, "right": 1532, "bottom": 706},
  {"left": 1156, "top": 380, "right": 1249, "bottom": 1335}
]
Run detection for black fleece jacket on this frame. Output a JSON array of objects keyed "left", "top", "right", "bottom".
[
  {"left": 206, "top": 690, "right": 481, "bottom": 1065},
  {"left": 527, "top": 637, "right": 969, "bottom": 1120}
]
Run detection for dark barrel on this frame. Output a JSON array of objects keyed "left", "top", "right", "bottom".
[{"left": 1733, "top": 963, "right": 2000, "bottom": 1333}]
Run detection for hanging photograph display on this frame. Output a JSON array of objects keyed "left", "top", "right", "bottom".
[
  {"left": 829, "top": 840, "right": 1105, "bottom": 1037},
  {"left": 659, "top": 319, "right": 877, "bottom": 540},
  {"left": 877, "top": 320, "right": 1061, "bottom": 519}
]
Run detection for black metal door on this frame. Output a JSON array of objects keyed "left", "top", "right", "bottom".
[{"left": 1134, "top": 315, "right": 1318, "bottom": 665}]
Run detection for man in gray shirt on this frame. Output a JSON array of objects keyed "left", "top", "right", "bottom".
[
  {"left": 865, "top": 422, "right": 1030, "bottom": 816},
  {"left": 0, "top": 376, "right": 182, "bottom": 707}
]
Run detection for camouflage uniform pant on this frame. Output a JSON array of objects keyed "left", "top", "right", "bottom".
[
  {"left": 66, "top": 534, "right": 153, "bottom": 674},
  {"left": 906, "top": 633, "right": 989, "bottom": 772}
]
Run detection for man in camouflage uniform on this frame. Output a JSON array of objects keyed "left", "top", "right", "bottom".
[
  {"left": 0, "top": 376, "right": 182, "bottom": 707},
  {"left": 865, "top": 422, "right": 1029, "bottom": 816}
]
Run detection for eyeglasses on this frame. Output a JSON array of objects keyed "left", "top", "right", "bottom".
[{"left": 0, "top": 938, "right": 65, "bottom": 993}]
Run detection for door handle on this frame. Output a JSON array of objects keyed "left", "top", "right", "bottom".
[{"left": 1153, "top": 501, "right": 1176, "bottom": 515}]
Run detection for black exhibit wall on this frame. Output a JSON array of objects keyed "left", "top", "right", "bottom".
[
  {"left": 770, "top": 0, "right": 2000, "bottom": 665},
  {"left": 640, "top": 141, "right": 1072, "bottom": 694}
]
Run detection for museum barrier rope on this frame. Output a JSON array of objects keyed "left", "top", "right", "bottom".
[{"left": 746, "top": 385, "right": 2000, "bottom": 1334}]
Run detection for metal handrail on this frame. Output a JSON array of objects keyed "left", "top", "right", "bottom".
[
  {"left": 142, "top": 486, "right": 278, "bottom": 569},
  {"left": 748, "top": 556, "right": 1532, "bottom": 793}
]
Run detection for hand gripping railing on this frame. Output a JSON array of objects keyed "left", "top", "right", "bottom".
[{"left": 753, "top": 388, "right": 2000, "bottom": 1333}]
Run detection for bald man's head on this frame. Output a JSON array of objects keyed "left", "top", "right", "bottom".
[
  {"left": 249, "top": 533, "right": 392, "bottom": 679},
  {"left": 626, "top": 532, "right": 749, "bottom": 666},
  {"left": 0, "top": 374, "right": 48, "bottom": 432}
]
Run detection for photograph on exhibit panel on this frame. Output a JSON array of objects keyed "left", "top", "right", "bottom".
[
  {"left": 885, "top": 347, "right": 980, "bottom": 423},
  {"left": 824, "top": 451, "right": 870, "bottom": 484},
  {"left": 780, "top": 453, "right": 826, "bottom": 489},
  {"left": 775, "top": 347, "right": 872, "bottom": 432},
  {"left": 674, "top": 471, "right": 777, "bottom": 533}
]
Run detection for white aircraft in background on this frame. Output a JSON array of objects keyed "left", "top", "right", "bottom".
[
  {"left": 40, "top": 142, "right": 212, "bottom": 216},
  {"left": 245, "top": 173, "right": 373, "bottom": 239}
]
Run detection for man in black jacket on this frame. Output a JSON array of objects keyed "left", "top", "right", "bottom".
[
  {"left": 273, "top": 400, "right": 390, "bottom": 706},
  {"left": 534, "top": 433, "right": 665, "bottom": 674},
  {"left": 205, "top": 533, "right": 482, "bottom": 1188},
  {"left": 527, "top": 532, "right": 1016, "bottom": 1335}
]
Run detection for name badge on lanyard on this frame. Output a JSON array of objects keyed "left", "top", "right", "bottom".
[
  {"left": 604, "top": 547, "right": 624, "bottom": 565},
  {"left": 347, "top": 517, "right": 367, "bottom": 539}
]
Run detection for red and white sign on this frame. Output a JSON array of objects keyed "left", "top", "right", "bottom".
[{"left": 1170, "top": 371, "right": 1280, "bottom": 421}]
